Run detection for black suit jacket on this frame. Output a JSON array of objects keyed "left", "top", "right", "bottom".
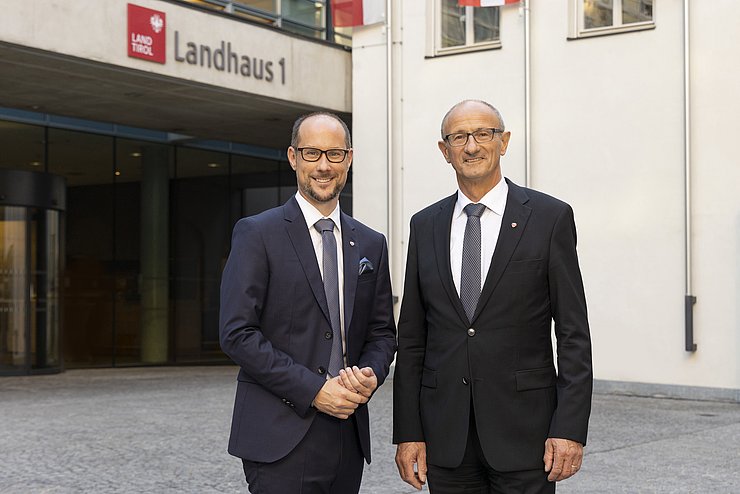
[
  {"left": 393, "top": 179, "right": 592, "bottom": 471},
  {"left": 220, "top": 196, "right": 397, "bottom": 463}
]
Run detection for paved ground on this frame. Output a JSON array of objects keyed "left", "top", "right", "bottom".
[{"left": 0, "top": 366, "right": 738, "bottom": 493}]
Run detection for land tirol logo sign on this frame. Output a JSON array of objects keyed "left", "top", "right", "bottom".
[{"left": 127, "top": 3, "right": 166, "bottom": 64}]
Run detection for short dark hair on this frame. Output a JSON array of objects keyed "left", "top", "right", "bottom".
[
  {"left": 440, "top": 100, "right": 505, "bottom": 138},
  {"left": 291, "top": 112, "right": 352, "bottom": 148}
]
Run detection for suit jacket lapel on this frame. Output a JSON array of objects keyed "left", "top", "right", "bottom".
[
  {"left": 341, "top": 213, "right": 359, "bottom": 340},
  {"left": 283, "top": 197, "right": 332, "bottom": 325},
  {"left": 473, "top": 179, "right": 532, "bottom": 321},
  {"left": 433, "top": 193, "right": 470, "bottom": 326}
]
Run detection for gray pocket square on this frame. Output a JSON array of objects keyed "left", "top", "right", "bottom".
[{"left": 358, "top": 257, "right": 374, "bottom": 275}]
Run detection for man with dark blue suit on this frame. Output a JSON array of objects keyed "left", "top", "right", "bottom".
[{"left": 220, "top": 112, "right": 397, "bottom": 493}]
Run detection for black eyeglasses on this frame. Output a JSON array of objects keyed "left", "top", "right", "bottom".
[
  {"left": 296, "top": 147, "right": 349, "bottom": 163},
  {"left": 444, "top": 128, "right": 503, "bottom": 147}
]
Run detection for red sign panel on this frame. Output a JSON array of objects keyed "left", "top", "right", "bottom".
[{"left": 127, "top": 4, "right": 166, "bottom": 64}]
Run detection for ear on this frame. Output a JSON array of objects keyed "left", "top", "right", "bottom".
[
  {"left": 287, "top": 146, "right": 298, "bottom": 171},
  {"left": 438, "top": 140, "right": 451, "bottom": 163},
  {"left": 346, "top": 148, "right": 353, "bottom": 170},
  {"left": 499, "top": 132, "right": 512, "bottom": 156}
]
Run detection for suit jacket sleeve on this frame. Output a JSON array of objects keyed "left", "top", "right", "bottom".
[
  {"left": 356, "top": 236, "right": 398, "bottom": 389},
  {"left": 219, "top": 217, "right": 326, "bottom": 418},
  {"left": 547, "top": 204, "right": 593, "bottom": 444},
  {"left": 392, "top": 218, "right": 427, "bottom": 443}
]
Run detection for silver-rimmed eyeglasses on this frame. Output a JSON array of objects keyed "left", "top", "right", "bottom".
[
  {"left": 296, "top": 147, "right": 349, "bottom": 163},
  {"left": 444, "top": 128, "right": 503, "bottom": 147}
]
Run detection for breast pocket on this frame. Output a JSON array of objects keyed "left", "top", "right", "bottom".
[{"left": 505, "top": 258, "right": 544, "bottom": 274}]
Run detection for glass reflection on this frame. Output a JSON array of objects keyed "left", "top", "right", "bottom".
[
  {"left": 441, "top": 0, "right": 466, "bottom": 48},
  {"left": 623, "top": 0, "right": 652, "bottom": 24},
  {"left": 0, "top": 206, "right": 27, "bottom": 369},
  {"left": 584, "top": 0, "right": 614, "bottom": 29},
  {"left": 474, "top": 6, "right": 499, "bottom": 44}
]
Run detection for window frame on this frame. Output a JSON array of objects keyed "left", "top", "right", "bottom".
[
  {"left": 427, "top": 0, "right": 502, "bottom": 57},
  {"left": 568, "top": 0, "right": 655, "bottom": 40}
]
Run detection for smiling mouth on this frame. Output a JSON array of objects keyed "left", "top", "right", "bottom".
[
  {"left": 313, "top": 177, "right": 334, "bottom": 184},
  {"left": 464, "top": 157, "right": 484, "bottom": 163}
]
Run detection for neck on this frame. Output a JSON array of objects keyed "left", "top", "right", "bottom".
[
  {"left": 458, "top": 176, "right": 502, "bottom": 203},
  {"left": 300, "top": 190, "right": 339, "bottom": 217}
]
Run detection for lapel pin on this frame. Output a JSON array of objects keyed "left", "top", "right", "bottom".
[
  {"left": 511, "top": 222, "right": 518, "bottom": 228},
  {"left": 349, "top": 240, "right": 355, "bottom": 246}
]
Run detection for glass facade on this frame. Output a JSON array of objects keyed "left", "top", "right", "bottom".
[{"left": 0, "top": 116, "right": 347, "bottom": 371}]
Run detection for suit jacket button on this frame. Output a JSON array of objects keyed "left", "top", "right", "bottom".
[
  {"left": 467, "top": 328, "right": 475, "bottom": 337},
  {"left": 324, "top": 331, "right": 333, "bottom": 339},
  {"left": 462, "top": 377, "right": 469, "bottom": 385},
  {"left": 318, "top": 366, "right": 326, "bottom": 375}
]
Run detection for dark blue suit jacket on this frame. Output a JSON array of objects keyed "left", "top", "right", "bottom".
[{"left": 220, "top": 196, "right": 397, "bottom": 463}]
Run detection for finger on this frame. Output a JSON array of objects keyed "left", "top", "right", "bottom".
[
  {"left": 547, "top": 456, "right": 565, "bottom": 482},
  {"left": 543, "top": 440, "right": 554, "bottom": 472},
  {"left": 417, "top": 447, "right": 427, "bottom": 484},
  {"left": 360, "top": 366, "right": 375, "bottom": 377},
  {"left": 396, "top": 448, "right": 423, "bottom": 490},
  {"left": 395, "top": 456, "right": 419, "bottom": 489},
  {"left": 338, "top": 369, "right": 358, "bottom": 392},
  {"left": 346, "top": 367, "right": 368, "bottom": 390}
]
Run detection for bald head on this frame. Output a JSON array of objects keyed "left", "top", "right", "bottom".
[
  {"left": 440, "top": 100, "right": 505, "bottom": 139},
  {"left": 291, "top": 112, "right": 351, "bottom": 149}
]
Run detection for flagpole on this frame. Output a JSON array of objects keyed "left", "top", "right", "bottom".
[
  {"left": 386, "top": 0, "right": 394, "bottom": 266},
  {"left": 523, "top": 0, "right": 531, "bottom": 188}
]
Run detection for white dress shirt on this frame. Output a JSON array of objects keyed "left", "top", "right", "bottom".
[
  {"left": 294, "top": 192, "right": 346, "bottom": 363},
  {"left": 450, "top": 179, "right": 509, "bottom": 296}
]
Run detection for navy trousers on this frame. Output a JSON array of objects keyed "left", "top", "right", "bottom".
[{"left": 242, "top": 412, "right": 364, "bottom": 494}]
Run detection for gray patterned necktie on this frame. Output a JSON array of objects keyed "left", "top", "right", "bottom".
[
  {"left": 315, "top": 218, "right": 343, "bottom": 377},
  {"left": 461, "top": 203, "right": 487, "bottom": 322}
]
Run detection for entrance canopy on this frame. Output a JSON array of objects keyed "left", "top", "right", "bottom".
[{"left": 0, "top": 0, "right": 352, "bottom": 149}]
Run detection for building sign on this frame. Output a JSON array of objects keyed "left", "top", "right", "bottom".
[
  {"left": 127, "top": 4, "right": 166, "bottom": 64},
  {"left": 174, "top": 32, "right": 286, "bottom": 85}
]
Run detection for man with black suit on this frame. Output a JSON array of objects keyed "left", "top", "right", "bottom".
[
  {"left": 393, "top": 100, "right": 592, "bottom": 493},
  {"left": 220, "top": 112, "right": 396, "bottom": 493}
]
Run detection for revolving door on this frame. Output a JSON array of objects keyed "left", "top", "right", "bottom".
[{"left": 0, "top": 170, "right": 65, "bottom": 375}]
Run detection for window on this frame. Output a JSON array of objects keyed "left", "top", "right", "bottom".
[
  {"left": 570, "top": 0, "right": 654, "bottom": 39},
  {"left": 430, "top": 0, "right": 501, "bottom": 56}
]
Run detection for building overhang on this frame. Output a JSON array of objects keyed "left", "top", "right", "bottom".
[{"left": 0, "top": 0, "right": 352, "bottom": 149}]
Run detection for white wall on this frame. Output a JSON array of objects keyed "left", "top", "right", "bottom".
[{"left": 352, "top": 0, "right": 740, "bottom": 391}]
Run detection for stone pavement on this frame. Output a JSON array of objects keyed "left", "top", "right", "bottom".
[{"left": 0, "top": 366, "right": 738, "bottom": 493}]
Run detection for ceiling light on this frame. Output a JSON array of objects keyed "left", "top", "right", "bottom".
[
  {"left": 29, "top": 161, "right": 41, "bottom": 167},
  {"left": 115, "top": 171, "right": 121, "bottom": 176},
  {"left": 130, "top": 152, "right": 142, "bottom": 158},
  {"left": 207, "top": 163, "right": 221, "bottom": 168}
]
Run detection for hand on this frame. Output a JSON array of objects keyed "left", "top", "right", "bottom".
[
  {"left": 338, "top": 366, "right": 378, "bottom": 398},
  {"left": 312, "top": 377, "right": 366, "bottom": 419},
  {"left": 395, "top": 441, "right": 427, "bottom": 490},
  {"left": 543, "top": 437, "right": 584, "bottom": 482}
]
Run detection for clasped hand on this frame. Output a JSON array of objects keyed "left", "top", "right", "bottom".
[{"left": 312, "top": 366, "right": 377, "bottom": 419}]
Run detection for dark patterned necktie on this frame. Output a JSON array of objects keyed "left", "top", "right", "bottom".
[
  {"left": 314, "top": 218, "right": 343, "bottom": 377},
  {"left": 461, "top": 203, "right": 486, "bottom": 322}
]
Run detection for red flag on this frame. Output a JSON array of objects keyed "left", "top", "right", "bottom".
[
  {"left": 331, "top": 0, "right": 385, "bottom": 27},
  {"left": 458, "top": 0, "right": 520, "bottom": 6}
]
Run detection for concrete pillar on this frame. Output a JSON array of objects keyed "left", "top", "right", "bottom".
[{"left": 140, "top": 146, "right": 169, "bottom": 363}]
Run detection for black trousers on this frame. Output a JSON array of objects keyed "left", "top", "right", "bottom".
[
  {"left": 427, "top": 409, "right": 554, "bottom": 494},
  {"left": 241, "top": 412, "right": 364, "bottom": 494}
]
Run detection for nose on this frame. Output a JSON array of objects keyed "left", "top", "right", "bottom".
[
  {"left": 315, "top": 155, "right": 332, "bottom": 170},
  {"left": 464, "top": 133, "right": 480, "bottom": 153}
]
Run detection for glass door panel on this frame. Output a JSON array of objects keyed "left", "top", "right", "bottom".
[{"left": 0, "top": 206, "right": 28, "bottom": 371}]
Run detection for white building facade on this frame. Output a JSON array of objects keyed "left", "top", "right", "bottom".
[{"left": 352, "top": 0, "right": 740, "bottom": 400}]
